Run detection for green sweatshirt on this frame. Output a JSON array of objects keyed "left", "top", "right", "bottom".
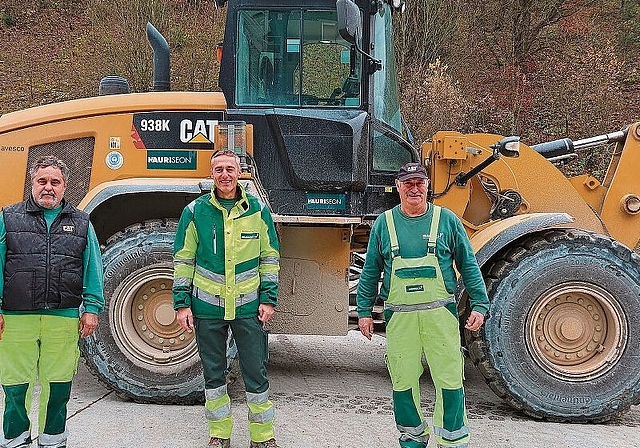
[
  {"left": 356, "top": 204, "right": 489, "bottom": 318},
  {"left": 0, "top": 204, "right": 105, "bottom": 317}
]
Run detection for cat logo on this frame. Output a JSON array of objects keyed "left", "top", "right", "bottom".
[
  {"left": 62, "top": 225, "right": 75, "bottom": 232},
  {"left": 180, "top": 119, "right": 218, "bottom": 144}
]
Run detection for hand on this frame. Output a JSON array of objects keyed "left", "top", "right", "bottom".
[
  {"left": 358, "top": 317, "right": 374, "bottom": 340},
  {"left": 176, "top": 307, "right": 194, "bottom": 333},
  {"left": 465, "top": 310, "right": 485, "bottom": 332},
  {"left": 258, "top": 303, "right": 275, "bottom": 323},
  {"left": 0, "top": 314, "right": 4, "bottom": 340},
  {"left": 79, "top": 312, "right": 98, "bottom": 338}
]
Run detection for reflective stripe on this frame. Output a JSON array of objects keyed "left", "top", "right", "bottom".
[
  {"left": 0, "top": 430, "right": 31, "bottom": 448},
  {"left": 187, "top": 200, "right": 196, "bottom": 213},
  {"left": 237, "top": 290, "right": 259, "bottom": 306},
  {"left": 195, "top": 287, "right": 223, "bottom": 306},
  {"left": 196, "top": 265, "right": 226, "bottom": 284},
  {"left": 174, "top": 258, "right": 195, "bottom": 266},
  {"left": 261, "top": 273, "right": 279, "bottom": 283},
  {"left": 172, "top": 277, "right": 192, "bottom": 288},
  {"left": 37, "top": 430, "right": 68, "bottom": 447},
  {"left": 384, "top": 296, "right": 455, "bottom": 312},
  {"left": 248, "top": 406, "right": 275, "bottom": 424},
  {"left": 246, "top": 389, "right": 270, "bottom": 404},
  {"left": 205, "top": 402, "right": 232, "bottom": 421},
  {"left": 195, "top": 288, "right": 258, "bottom": 307},
  {"left": 260, "top": 256, "right": 279, "bottom": 265},
  {"left": 436, "top": 443, "right": 468, "bottom": 448},
  {"left": 205, "top": 385, "right": 228, "bottom": 401},
  {"left": 397, "top": 420, "right": 428, "bottom": 436},
  {"left": 434, "top": 425, "right": 470, "bottom": 441},
  {"left": 400, "top": 433, "right": 430, "bottom": 443},
  {"left": 236, "top": 267, "right": 258, "bottom": 283}
]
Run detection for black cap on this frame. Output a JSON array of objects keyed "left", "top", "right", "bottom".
[{"left": 397, "top": 162, "right": 428, "bottom": 181}]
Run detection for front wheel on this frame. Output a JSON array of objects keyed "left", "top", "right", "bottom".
[
  {"left": 468, "top": 229, "right": 640, "bottom": 422},
  {"left": 81, "top": 220, "right": 204, "bottom": 404}
]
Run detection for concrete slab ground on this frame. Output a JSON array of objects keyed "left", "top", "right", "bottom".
[{"left": 1, "top": 331, "right": 639, "bottom": 447}]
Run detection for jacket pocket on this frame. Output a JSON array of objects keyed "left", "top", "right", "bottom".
[
  {"left": 394, "top": 266, "right": 437, "bottom": 279},
  {"left": 3, "top": 270, "right": 36, "bottom": 310}
]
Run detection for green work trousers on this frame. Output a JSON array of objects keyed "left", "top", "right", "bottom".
[
  {"left": 386, "top": 308, "right": 469, "bottom": 448},
  {"left": 0, "top": 315, "right": 80, "bottom": 448},
  {"left": 194, "top": 316, "right": 274, "bottom": 443}
]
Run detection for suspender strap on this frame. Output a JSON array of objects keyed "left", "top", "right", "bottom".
[
  {"left": 385, "top": 205, "right": 442, "bottom": 257},
  {"left": 384, "top": 210, "right": 400, "bottom": 258},
  {"left": 427, "top": 205, "right": 441, "bottom": 254}
]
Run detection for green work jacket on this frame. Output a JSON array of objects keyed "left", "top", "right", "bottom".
[{"left": 172, "top": 185, "right": 280, "bottom": 320}]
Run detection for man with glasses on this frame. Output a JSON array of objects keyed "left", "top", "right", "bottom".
[
  {"left": 173, "top": 150, "right": 280, "bottom": 448},
  {"left": 0, "top": 156, "right": 104, "bottom": 448},
  {"left": 356, "top": 162, "right": 489, "bottom": 448}
]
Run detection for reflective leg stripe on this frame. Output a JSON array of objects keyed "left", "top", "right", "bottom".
[
  {"left": 205, "top": 385, "right": 233, "bottom": 439},
  {"left": 396, "top": 420, "right": 428, "bottom": 436},
  {"left": 205, "top": 385, "right": 232, "bottom": 421},
  {"left": 246, "top": 390, "right": 275, "bottom": 442},
  {"left": 37, "top": 430, "right": 68, "bottom": 447},
  {"left": 205, "top": 384, "right": 228, "bottom": 401},
  {"left": 246, "top": 390, "right": 275, "bottom": 424},
  {"left": 436, "top": 443, "right": 468, "bottom": 448},
  {"left": 385, "top": 296, "right": 455, "bottom": 312},
  {"left": 433, "top": 425, "right": 470, "bottom": 442},
  {"left": 399, "top": 433, "right": 430, "bottom": 448},
  {"left": 0, "top": 430, "right": 32, "bottom": 448}
]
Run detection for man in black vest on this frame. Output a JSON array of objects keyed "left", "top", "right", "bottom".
[{"left": 0, "top": 156, "right": 105, "bottom": 448}]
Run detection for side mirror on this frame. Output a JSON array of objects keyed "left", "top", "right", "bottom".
[{"left": 336, "top": 0, "right": 361, "bottom": 45}]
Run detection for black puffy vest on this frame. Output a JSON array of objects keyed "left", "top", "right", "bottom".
[{"left": 2, "top": 196, "right": 89, "bottom": 311}]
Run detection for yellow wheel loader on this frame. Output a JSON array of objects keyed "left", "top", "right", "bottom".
[{"left": 0, "top": 0, "right": 638, "bottom": 423}]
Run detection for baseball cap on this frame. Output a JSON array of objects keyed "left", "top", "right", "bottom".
[{"left": 397, "top": 162, "right": 428, "bottom": 181}]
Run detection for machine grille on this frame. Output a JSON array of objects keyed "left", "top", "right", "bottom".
[{"left": 23, "top": 137, "right": 95, "bottom": 207}]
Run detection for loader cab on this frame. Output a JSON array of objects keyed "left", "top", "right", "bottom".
[{"left": 219, "top": 0, "right": 416, "bottom": 217}]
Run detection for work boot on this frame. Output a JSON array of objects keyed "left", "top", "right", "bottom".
[
  {"left": 249, "top": 438, "right": 280, "bottom": 448},
  {"left": 208, "top": 437, "right": 230, "bottom": 448}
]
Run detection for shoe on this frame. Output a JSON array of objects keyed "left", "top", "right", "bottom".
[
  {"left": 209, "top": 437, "right": 231, "bottom": 448},
  {"left": 249, "top": 438, "right": 280, "bottom": 448}
]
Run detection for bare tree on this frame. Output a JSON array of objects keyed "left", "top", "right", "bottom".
[{"left": 466, "top": 0, "right": 596, "bottom": 66}]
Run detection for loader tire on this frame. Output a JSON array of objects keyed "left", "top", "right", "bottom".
[
  {"left": 80, "top": 220, "right": 204, "bottom": 404},
  {"left": 467, "top": 229, "right": 640, "bottom": 422}
]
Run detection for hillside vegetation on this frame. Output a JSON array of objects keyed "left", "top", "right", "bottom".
[{"left": 1, "top": 0, "right": 639, "bottom": 178}]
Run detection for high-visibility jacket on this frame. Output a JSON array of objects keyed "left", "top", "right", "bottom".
[{"left": 172, "top": 185, "right": 280, "bottom": 320}]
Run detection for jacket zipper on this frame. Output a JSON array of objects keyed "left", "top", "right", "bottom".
[{"left": 213, "top": 223, "right": 217, "bottom": 255}]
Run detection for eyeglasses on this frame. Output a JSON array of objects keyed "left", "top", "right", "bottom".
[{"left": 401, "top": 180, "right": 427, "bottom": 188}]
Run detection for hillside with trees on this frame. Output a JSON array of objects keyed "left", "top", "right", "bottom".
[{"left": 1, "top": 0, "right": 638, "bottom": 178}]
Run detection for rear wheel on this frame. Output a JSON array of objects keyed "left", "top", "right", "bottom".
[
  {"left": 81, "top": 220, "right": 204, "bottom": 403},
  {"left": 468, "top": 229, "right": 640, "bottom": 422}
]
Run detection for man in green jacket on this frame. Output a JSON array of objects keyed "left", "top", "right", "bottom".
[
  {"left": 173, "top": 150, "right": 280, "bottom": 448},
  {"left": 356, "top": 162, "right": 489, "bottom": 448},
  {"left": 0, "top": 156, "right": 105, "bottom": 448}
]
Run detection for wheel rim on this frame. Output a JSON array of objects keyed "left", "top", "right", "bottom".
[
  {"left": 110, "top": 263, "right": 198, "bottom": 370},
  {"left": 526, "top": 282, "right": 627, "bottom": 381}
]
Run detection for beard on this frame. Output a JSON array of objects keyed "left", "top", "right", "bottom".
[{"left": 37, "top": 193, "right": 59, "bottom": 209}]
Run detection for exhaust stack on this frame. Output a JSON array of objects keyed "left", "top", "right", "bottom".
[{"left": 146, "top": 22, "right": 170, "bottom": 91}]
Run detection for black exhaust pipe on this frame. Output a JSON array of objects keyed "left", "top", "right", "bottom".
[{"left": 146, "top": 22, "right": 170, "bottom": 91}]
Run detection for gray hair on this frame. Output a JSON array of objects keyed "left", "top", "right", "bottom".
[{"left": 30, "top": 156, "right": 70, "bottom": 182}]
